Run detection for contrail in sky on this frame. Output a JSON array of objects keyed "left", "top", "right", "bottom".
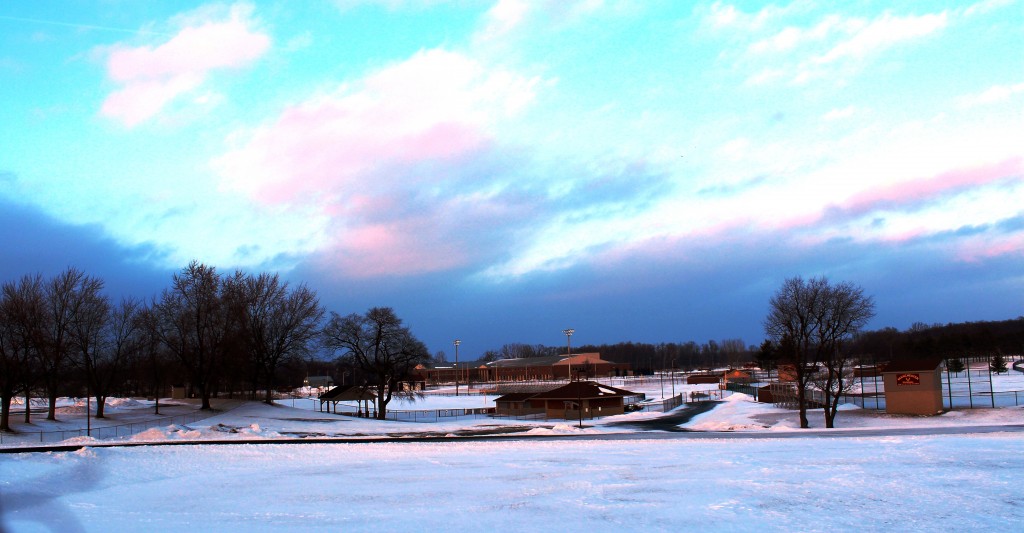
[{"left": 0, "top": 15, "right": 171, "bottom": 36}]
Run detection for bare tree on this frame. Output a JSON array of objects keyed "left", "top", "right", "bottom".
[
  {"left": 152, "top": 261, "right": 227, "bottom": 410},
  {"left": 810, "top": 353, "right": 858, "bottom": 426},
  {"left": 1, "top": 275, "right": 47, "bottom": 425},
  {"left": 73, "top": 298, "right": 142, "bottom": 418},
  {"left": 720, "top": 338, "right": 747, "bottom": 369},
  {"left": 230, "top": 272, "right": 324, "bottom": 404},
  {"left": 38, "top": 268, "right": 96, "bottom": 420},
  {"left": 813, "top": 281, "right": 875, "bottom": 427},
  {"left": 499, "top": 343, "right": 536, "bottom": 359},
  {"left": 322, "top": 307, "right": 428, "bottom": 419},
  {"left": 765, "top": 276, "right": 874, "bottom": 428},
  {"left": 137, "top": 304, "right": 174, "bottom": 415},
  {"left": 0, "top": 283, "right": 17, "bottom": 431},
  {"left": 0, "top": 276, "right": 46, "bottom": 430}
]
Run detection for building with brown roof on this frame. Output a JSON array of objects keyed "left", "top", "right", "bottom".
[
  {"left": 414, "top": 353, "right": 631, "bottom": 384},
  {"left": 493, "top": 381, "right": 641, "bottom": 420},
  {"left": 318, "top": 385, "right": 376, "bottom": 416}
]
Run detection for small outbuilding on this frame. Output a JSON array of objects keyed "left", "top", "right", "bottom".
[
  {"left": 318, "top": 385, "right": 377, "bottom": 416},
  {"left": 526, "top": 381, "right": 639, "bottom": 420},
  {"left": 493, "top": 392, "right": 543, "bottom": 417},
  {"left": 882, "top": 357, "right": 945, "bottom": 415},
  {"left": 723, "top": 369, "right": 753, "bottom": 384},
  {"left": 304, "top": 375, "right": 334, "bottom": 388}
]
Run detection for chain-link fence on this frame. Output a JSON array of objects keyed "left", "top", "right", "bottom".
[
  {"left": 0, "top": 408, "right": 216, "bottom": 445},
  {"left": 763, "top": 355, "right": 1024, "bottom": 411}
]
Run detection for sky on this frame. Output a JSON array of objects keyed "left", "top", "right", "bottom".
[{"left": 1, "top": 0, "right": 1022, "bottom": 357}]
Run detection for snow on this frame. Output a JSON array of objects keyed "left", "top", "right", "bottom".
[
  {"left": 683, "top": 393, "right": 798, "bottom": 431},
  {"left": 3, "top": 376, "right": 1024, "bottom": 530},
  {"left": 3, "top": 430, "right": 1023, "bottom": 531}
]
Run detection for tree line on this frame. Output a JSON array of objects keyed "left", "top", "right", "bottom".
[
  {"left": 0, "top": 262, "right": 432, "bottom": 428},
  {"left": 461, "top": 339, "right": 755, "bottom": 373}
]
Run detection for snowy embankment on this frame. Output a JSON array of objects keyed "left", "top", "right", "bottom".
[{"left": 681, "top": 393, "right": 1024, "bottom": 432}]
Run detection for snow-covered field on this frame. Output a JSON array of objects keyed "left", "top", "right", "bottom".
[
  {"left": 4, "top": 424, "right": 1023, "bottom": 531},
  {"left": 3, "top": 375, "right": 1024, "bottom": 531}
]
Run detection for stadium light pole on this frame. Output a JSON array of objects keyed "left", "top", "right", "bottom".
[
  {"left": 562, "top": 328, "right": 574, "bottom": 382},
  {"left": 453, "top": 339, "right": 461, "bottom": 397}
]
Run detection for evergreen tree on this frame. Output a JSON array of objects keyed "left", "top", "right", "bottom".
[
  {"left": 755, "top": 339, "right": 778, "bottom": 371},
  {"left": 946, "top": 357, "right": 965, "bottom": 374},
  {"left": 989, "top": 353, "right": 1007, "bottom": 374}
]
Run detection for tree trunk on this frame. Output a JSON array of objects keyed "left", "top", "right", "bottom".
[
  {"left": 47, "top": 389, "right": 58, "bottom": 421},
  {"left": 796, "top": 384, "right": 809, "bottom": 428},
  {"left": 264, "top": 369, "right": 275, "bottom": 405},
  {"left": 95, "top": 395, "right": 107, "bottom": 418},
  {"left": 23, "top": 389, "right": 31, "bottom": 423},
  {"left": 375, "top": 384, "right": 389, "bottom": 420},
  {"left": 0, "top": 393, "right": 11, "bottom": 431},
  {"left": 200, "top": 385, "right": 212, "bottom": 410}
]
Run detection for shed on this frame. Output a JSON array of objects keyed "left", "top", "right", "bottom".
[
  {"left": 527, "top": 381, "right": 638, "bottom": 420},
  {"left": 304, "top": 376, "right": 334, "bottom": 388},
  {"left": 882, "top": 357, "right": 945, "bottom": 415},
  {"left": 493, "top": 392, "right": 542, "bottom": 416},
  {"left": 724, "top": 369, "right": 753, "bottom": 384}
]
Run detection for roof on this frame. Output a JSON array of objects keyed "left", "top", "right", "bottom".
[
  {"left": 485, "top": 353, "right": 616, "bottom": 369},
  {"left": 318, "top": 385, "right": 376, "bottom": 401},
  {"left": 485, "top": 355, "right": 565, "bottom": 368},
  {"left": 529, "top": 381, "right": 638, "bottom": 401},
  {"left": 493, "top": 392, "right": 537, "bottom": 403},
  {"left": 883, "top": 357, "right": 945, "bottom": 373},
  {"left": 419, "top": 353, "right": 625, "bottom": 370}
]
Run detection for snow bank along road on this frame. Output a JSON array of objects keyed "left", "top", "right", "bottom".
[{"left": 4, "top": 421, "right": 1024, "bottom": 455}]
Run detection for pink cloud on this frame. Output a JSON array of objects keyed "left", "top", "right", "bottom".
[
  {"left": 318, "top": 220, "right": 468, "bottom": 278},
  {"left": 955, "top": 232, "right": 1024, "bottom": 263},
  {"left": 216, "top": 48, "right": 539, "bottom": 277},
  {"left": 100, "top": 4, "right": 270, "bottom": 127},
  {"left": 100, "top": 74, "right": 202, "bottom": 127},
  {"left": 839, "top": 157, "right": 1022, "bottom": 216}
]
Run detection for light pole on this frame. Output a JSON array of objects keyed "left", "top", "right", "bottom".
[
  {"left": 562, "top": 328, "right": 574, "bottom": 382},
  {"left": 453, "top": 339, "right": 461, "bottom": 397}
]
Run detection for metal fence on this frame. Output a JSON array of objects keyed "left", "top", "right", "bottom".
[
  {"left": 763, "top": 354, "right": 1024, "bottom": 411},
  {"left": 809, "top": 389, "right": 1024, "bottom": 410},
  {"left": 326, "top": 406, "right": 499, "bottom": 422},
  {"left": 638, "top": 389, "right": 730, "bottom": 413},
  {"left": 0, "top": 408, "right": 216, "bottom": 445}
]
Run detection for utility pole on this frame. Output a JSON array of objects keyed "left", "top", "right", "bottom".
[
  {"left": 453, "top": 339, "right": 461, "bottom": 396},
  {"left": 562, "top": 328, "right": 574, "bottom": 381}
]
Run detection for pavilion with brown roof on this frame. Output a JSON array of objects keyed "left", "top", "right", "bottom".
[
  {"left": 318, "top": 385, "right": 377, "bottom": 416},
  {"left": 494, "top": 381, "right": 641, "bottom": 420}
]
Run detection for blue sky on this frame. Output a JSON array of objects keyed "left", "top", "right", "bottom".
[{"left": 1, "top": 0, "right": 1022, "bottom": 357}]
